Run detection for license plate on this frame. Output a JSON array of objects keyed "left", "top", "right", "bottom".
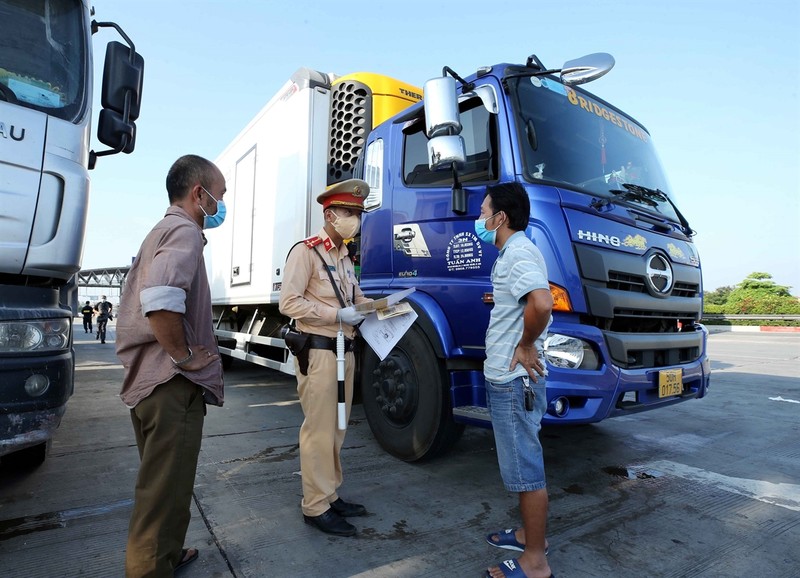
[{"left": 658, "top": 368, "right": 683, "bottom": 398}]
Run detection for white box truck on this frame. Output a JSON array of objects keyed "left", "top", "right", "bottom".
[{"left": 206, "top": 68, "right": 419, "bottom": 374}]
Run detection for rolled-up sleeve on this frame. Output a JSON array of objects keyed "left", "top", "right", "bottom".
[
  {"left": 140, "top": 286, "right": 187, "bottom": 316},
  {"left": 139, "top": 225, "right": 202, "bottom": 315}
]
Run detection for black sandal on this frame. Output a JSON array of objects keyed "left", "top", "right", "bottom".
[{"left": 175, "top": 548, "right": 199, "bottom": 572}]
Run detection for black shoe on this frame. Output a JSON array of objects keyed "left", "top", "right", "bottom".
[
  {"left": 101, "top": 341, "right": 106, "bottom": 344},
  {"left": 303, "top": 509, "right": 356, "bottom": 536},
  {"left": 330, "top": 498, "right": 367, "bottom": 517}
]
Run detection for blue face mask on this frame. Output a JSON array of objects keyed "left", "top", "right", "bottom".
[
  {"left": 474, "top": 211, "right": 502, "bottom": 244},
  {"left": 200, "top": 186, "right": 226, "bottom": 229}
]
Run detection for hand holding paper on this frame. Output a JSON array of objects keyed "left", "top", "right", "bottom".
[{"left": 337, "top": 306, "right": 366, "bottom": 325}]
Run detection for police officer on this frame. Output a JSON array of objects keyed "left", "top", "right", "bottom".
[
  {"left": 95, "top": 295, "right": 113, "bottom": 344},
  {"left": 279, "top": 179, "right": 372, "bottom": 537},
  {"left": 81, "top": 300, "right": 95, "bottom": 333}
]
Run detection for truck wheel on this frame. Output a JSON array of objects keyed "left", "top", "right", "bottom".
[
  {"left": 361, "top": 324, "right": 463, "bottom": 461},
  {"left": 2, "top": 440, "right": 50, "bottom": 470}
]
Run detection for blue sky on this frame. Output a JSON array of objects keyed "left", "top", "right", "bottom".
[{"left": 85, "top": 0, "right": 799, "bottom": 294}]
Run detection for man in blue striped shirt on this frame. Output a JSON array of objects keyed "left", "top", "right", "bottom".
[{"left": 478, "top": 182, "right": 554, "bottom": 578}]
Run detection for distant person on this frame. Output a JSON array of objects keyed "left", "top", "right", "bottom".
[
  {"left": 278, "top": 179, "right": 372, "bottom": 537},
  {"left": 80, "top": 300, "right": 94, "bottom": 334},
  {"left": 95, "top": 295, "right": 113, "bottom": 344},
  {"left": 476, "top": 182, "right": 554, "bottom": 578},
  {"left": 116, "top": 154, "right": 225, "bottom": 577}
]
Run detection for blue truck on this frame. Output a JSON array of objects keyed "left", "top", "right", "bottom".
[{"left": 208, "top": 54, "right": 710, "bottom": 462}]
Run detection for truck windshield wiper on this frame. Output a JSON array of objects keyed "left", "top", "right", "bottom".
[
  {"left": 591, "top": 183, "right": 665, "bottom": 208},
  {"left": 590, "top": 183, "right": 694, "bottom": 236}
]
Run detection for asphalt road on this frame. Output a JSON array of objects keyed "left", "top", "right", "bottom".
[{"left": 0, "top": 325, "right": 798, "bottom": 578}]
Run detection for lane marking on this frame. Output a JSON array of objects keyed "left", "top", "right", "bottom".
[
  {"left": 637, "top": 460, "right": 800, "bottom": 513},
  {"left": 769, "top": 396, "right": 800, "bottom": 404},
  {"left": 248, "top": 400, "right": 300, "bottom": 408},
  {"left": 75, "top": 364, "right": 124, "bottom": 371}
]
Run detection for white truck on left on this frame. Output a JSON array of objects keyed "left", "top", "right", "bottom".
[{"left": 0, "top": 0, "right": 143, "bottom": 467}]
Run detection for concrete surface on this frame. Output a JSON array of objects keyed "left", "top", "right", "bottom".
[{"left": 1, "top": 323, "right": 798, "bottom": 577}]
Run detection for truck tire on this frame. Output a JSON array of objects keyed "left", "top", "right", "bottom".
[{"left": 360, "top": 324, "right": 463, "bottom": 461}]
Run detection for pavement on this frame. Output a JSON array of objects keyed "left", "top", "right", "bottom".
[{"left": 0, "top": 322, "right": 798, "bottom": 577}]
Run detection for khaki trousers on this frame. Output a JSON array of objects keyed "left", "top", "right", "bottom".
[
  {"left": 126, "top": 375, "right": 205, "bottom": 578},
  {"left": 296, "top": 347, "right": 355, "bottom": 516}
]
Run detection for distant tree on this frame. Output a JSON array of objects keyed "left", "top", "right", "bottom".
[
  {"left": 737, "top": 272, "right": 793, "bottom": 295},
  {"left": 704, "top": 285, "right": 734, "bottom": 306},
  {"left": 723, "top": 272, "right": 800, "bottom": 314}
]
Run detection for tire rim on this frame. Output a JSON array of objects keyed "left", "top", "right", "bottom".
[{"left": 369, "top": 352, "right": 419, "bottom": 426}]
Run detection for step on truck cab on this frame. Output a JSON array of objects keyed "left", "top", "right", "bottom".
[
  {"left": 207, "top": 54, "right": 710, "bottom": 463},
  {"left": 0, "top": 0, "right": 143, "bottom": 466}
]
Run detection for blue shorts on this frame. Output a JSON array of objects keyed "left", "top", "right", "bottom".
[{"left": 485, "top": 375, "right": 547, "bottom": 492}]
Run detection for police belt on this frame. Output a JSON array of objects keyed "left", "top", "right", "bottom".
[{"left": 306, "top": 333, "right": 355, "bottom": 353}]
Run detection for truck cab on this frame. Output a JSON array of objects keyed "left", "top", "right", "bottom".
[
  {"left": 0, "top": 0, "right": 142, "bottom": 466},
  {"left": 356, "top": 57, "right": 710, "bottom": 460}
]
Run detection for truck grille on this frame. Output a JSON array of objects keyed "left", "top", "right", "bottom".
[
  {"left": 575, "top": 243, "right": 704, "bottom": 368},
  {"left": 608, "top": 271, "right": 699, "bottom": 298}
]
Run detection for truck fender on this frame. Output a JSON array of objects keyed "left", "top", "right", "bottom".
[{"left": 402, "top": 291, "right": 454, "bottom": 359}]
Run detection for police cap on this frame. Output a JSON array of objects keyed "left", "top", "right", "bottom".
[{"left": 316, "top": 178, "right": 369, "bottom": 211}]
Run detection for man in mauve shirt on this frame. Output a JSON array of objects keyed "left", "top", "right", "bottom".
[{"left": 116, "top": 154, "right": 225, "bottom": 577}]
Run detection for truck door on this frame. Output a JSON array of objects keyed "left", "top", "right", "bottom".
[
  {"left": 0, "top": 105, "right": 46, "bottom": 274},
  {"left": 390, "top": 97, "right": 499, "bottom": 350},
  {"left": 230, "top": 147, "right": 256, "bottom": 286}
]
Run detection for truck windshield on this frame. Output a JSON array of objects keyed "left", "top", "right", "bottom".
[
  {"left": 0, "top": 0, "right": 86, "bottom": 122},
  {"left": 510, "top": 74, "right": 680, "bottom": 222}
]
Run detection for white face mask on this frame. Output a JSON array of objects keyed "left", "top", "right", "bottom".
[{"left": 329, "top": 210, "right": 361, "bottom": 240}]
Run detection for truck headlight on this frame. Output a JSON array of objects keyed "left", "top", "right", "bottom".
[
  {"left": 543, "top": 334, "right": 599, "bottom": 370},
  {"left": 0, "top": 319, "right": 70, "bottom": 353}
]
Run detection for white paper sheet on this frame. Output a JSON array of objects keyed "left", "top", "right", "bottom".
[{"left": 359, "top": 307, "right": 418, "bottom": 361}]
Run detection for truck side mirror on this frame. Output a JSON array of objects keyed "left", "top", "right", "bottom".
[
  {"left": 424, "top": 76, "right": 461, "bottom": 138},
  {"left": 97, "top": 108, "right": 136, "bottom": 153},
  {"left": 101, "top": 41, "right": 143, "bottom": 120},
  {"left": 427, "top": 135, "right": 466, "bottom": 171},
  {"left": 560, "top": 52, "right": 615, "bottom": 86},
  {"left": 423, "top": 76, "right": 466, "bottom": 171},
  {"left": 90, "top": 38, "right": 144, "bottom": 168}
]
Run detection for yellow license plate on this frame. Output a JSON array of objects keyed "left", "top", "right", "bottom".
[{"left": 658, "top": 368, "right": 683, "bottom": 398}]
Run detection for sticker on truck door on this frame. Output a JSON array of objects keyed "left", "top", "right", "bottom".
[
  {"left": 446, "top": 232, "right": 483, "bottom": 272},
  {"left": 393, "top": 224, "right": 431, "bottom": 257}
]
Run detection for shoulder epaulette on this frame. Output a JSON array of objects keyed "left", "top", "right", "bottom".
[{"left": 304, "top": 236, "right": 323, "bottom": 248}]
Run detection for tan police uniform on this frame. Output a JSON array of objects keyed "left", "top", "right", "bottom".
[{"left": 278, "top": 179, "right": 372, "bottom": 517}]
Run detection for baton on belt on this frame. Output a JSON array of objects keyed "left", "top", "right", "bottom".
[{"left": 336, "top": 328, "right": 346, "bottom": 430}]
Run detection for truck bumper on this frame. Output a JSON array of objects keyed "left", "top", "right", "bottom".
[
  {"left": 541, "top": 357, "right": 709, "bottom": 425},
  {"left": 449, "top": 326, "right": 711, "bottom": 427},
  {"left": 0, "top": 351, "right": 73, "bottom": 457},
  {"left": 0, "top": 406, "right": 66, "bottom": 456}
]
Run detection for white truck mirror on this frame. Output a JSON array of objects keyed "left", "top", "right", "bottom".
[
  {"left": 560, "top": 52, "right": 615, "bottom": 86},
  {"left": 427, "top": 134, "right": 466, "bottom": 171},
  {"left": 423, "top": 76, "right": 461, "bottom": 138}
]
